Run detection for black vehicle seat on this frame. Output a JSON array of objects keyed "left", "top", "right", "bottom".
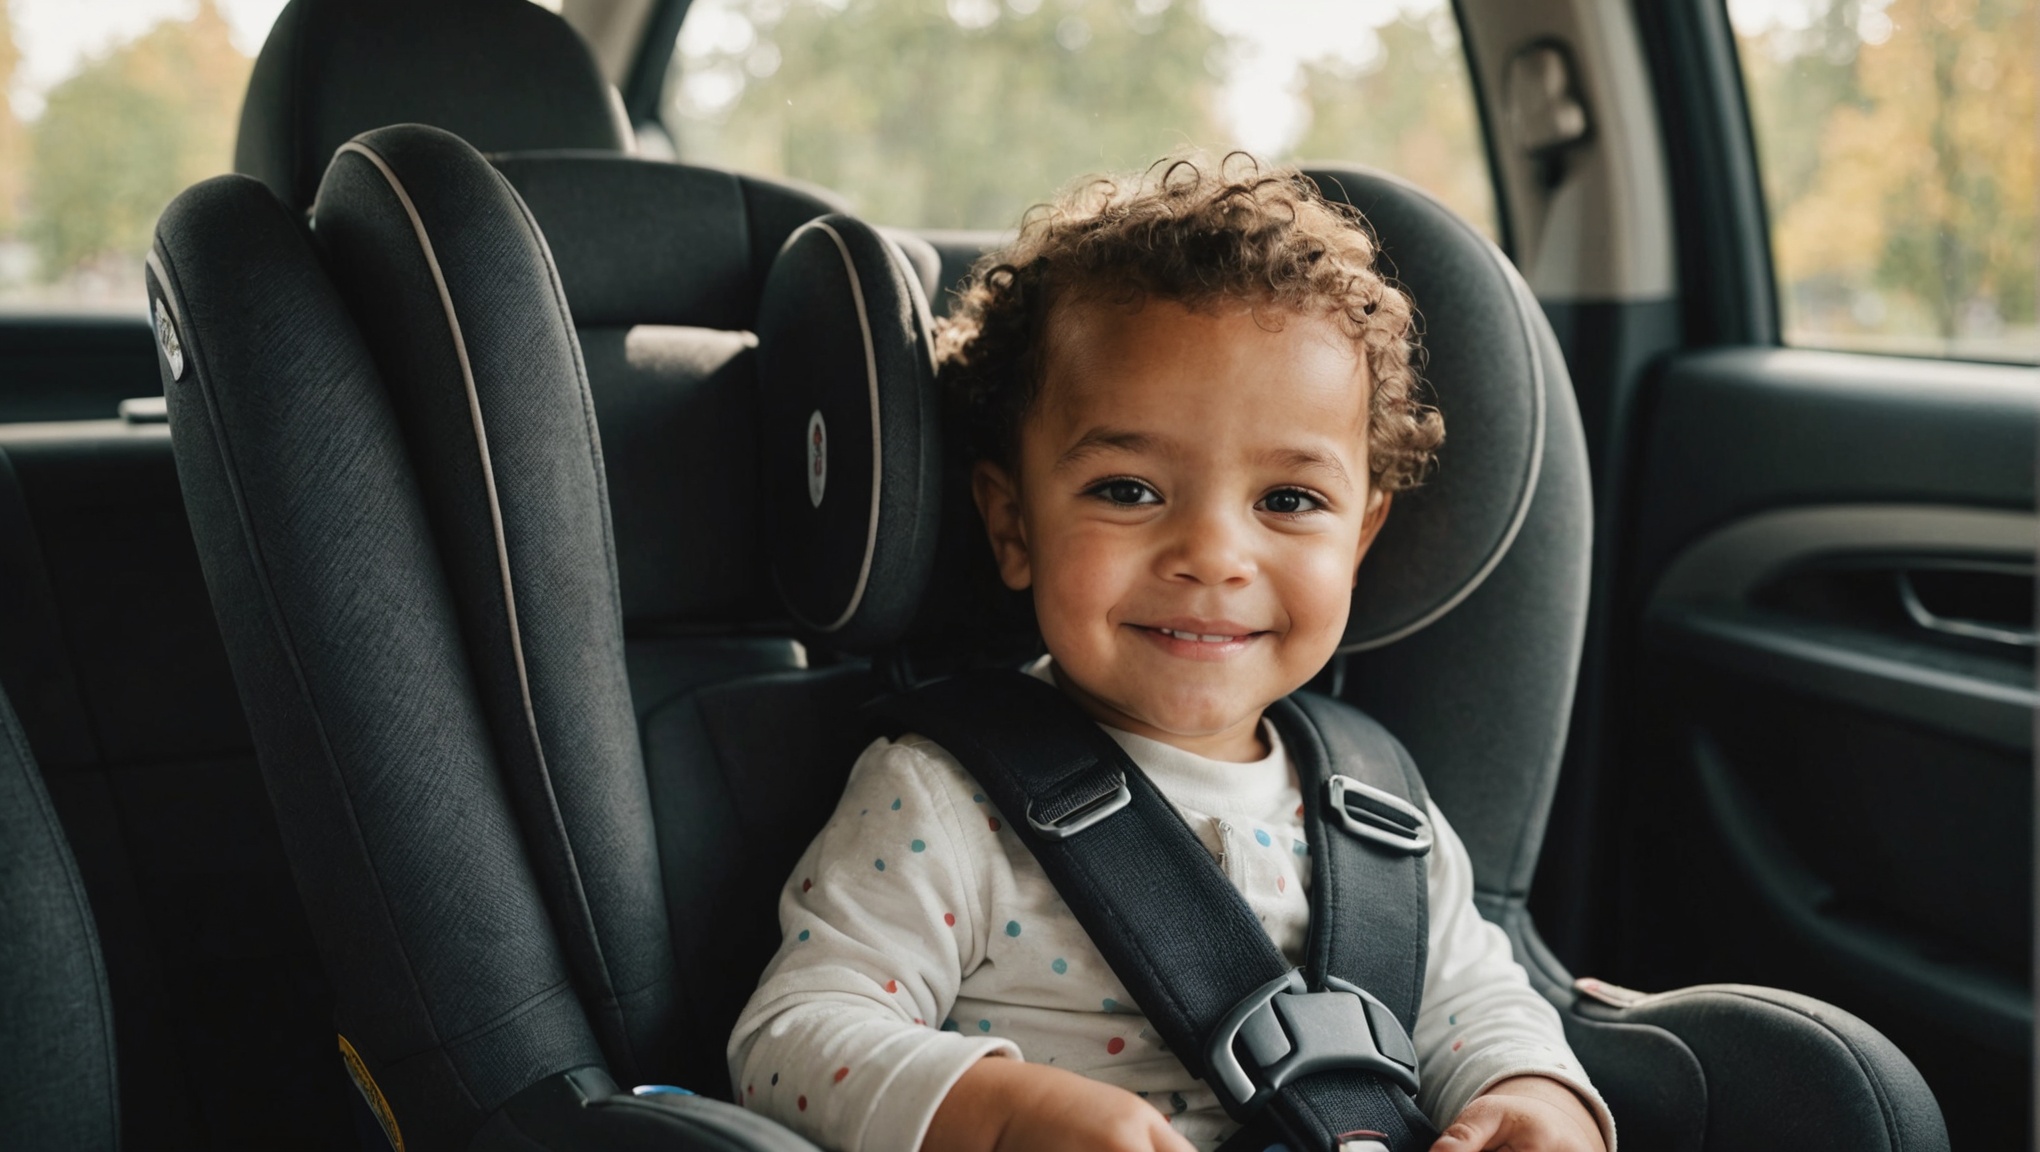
[
  {"left": 0, "top": 683, "right": 119, "bottom": 1151},
  {"left": 230, "top": 0, "right": 942, "bottom": 727},
  {"left": 154, "top": 115, "right": 937, "bottom": 1148},
  {"left": 234, "top": 0, "right": 633, "bottom": 213}
]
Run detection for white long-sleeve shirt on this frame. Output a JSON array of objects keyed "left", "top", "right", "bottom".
[{"left": 729, "top": 681, "right": 1615, "bottom": 1151}]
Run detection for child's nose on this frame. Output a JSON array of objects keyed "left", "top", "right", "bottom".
[{"left": 1160, "top": 507, "right": 1257, "bottom": 586}]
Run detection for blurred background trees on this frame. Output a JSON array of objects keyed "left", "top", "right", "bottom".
[
  {"left": 0, "top": 0, "right": 2029, "bottom": 365},
  {"left": 1736, "top": 0, "right": 2036, "bottom": 359},
  {"left": 0, "top": 0, "right": 251, "bottom": 308},
  {"left": 663, "top": 0, "right": 1495, "bottom": 235}
]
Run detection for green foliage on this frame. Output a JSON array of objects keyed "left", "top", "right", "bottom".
[
  {"left": 672, "top": 0, "right": 1231, "bottom": 229},
  {"left": 21, "top": 1, "right": 249, "bottom": 283},
  {"left": 0, "top": 4, "right": 20, "bottom": 235},
  {"left": 1292, "top": 11, "right": 1494, "bottom": 237},
  {"left": 1741, "top": 0, "right": 2037, "bottom": 358}
]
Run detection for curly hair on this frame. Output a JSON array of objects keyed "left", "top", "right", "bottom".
[{"left": 933, "top": 153, "right": 1443, "bottom": 493}]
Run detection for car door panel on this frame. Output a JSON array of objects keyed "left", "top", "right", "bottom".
[{"left": 1610, "top": 345, "right": 2034, "bottom": 1148}]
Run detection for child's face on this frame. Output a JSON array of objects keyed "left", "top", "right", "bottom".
[{"left": 973, "top": 298, "right": 1390, "bottom": 761}]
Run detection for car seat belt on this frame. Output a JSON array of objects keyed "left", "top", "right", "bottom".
[{"left": 867, "top": 670, "right": 1439, "bottom": 1152}]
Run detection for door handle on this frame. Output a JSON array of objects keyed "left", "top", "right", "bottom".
[{"left": 1895, "top": 570, "right": 2037, "bottom": 648}]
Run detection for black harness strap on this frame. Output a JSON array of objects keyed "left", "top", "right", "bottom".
[{"left": 866, "top": 671, "right": 1438, "bottom": 1152}]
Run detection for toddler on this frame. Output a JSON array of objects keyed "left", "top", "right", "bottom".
[{"left": 730, "top": 158, "right": 1615, "bottom": 1152}]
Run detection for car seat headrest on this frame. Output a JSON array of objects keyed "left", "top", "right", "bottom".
[
  {"left": 490, "top": 155, "right": 843, "bottom": 330},
  {"left": 756, "top": 217, "right": 943, "bottom": 652},
  {"left": 236, "top": 0, "right": 628, "bottom": 213},
  {"left": 1302, "top": 166, "right": 1550, "bottom": 652}
]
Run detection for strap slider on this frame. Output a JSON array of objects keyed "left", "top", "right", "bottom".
[
  {"left": 1325, "top": 774, "right": 1432, "bottom": 856},
  {"left": 1024, "top": 769, "right": 1132, "bottom": 840},
  {"left": 1206, "top": 969, "right": 1420, "bottom": 1121}
]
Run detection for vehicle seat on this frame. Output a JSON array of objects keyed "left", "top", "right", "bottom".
[{"left": 0, "top": 682, "right": 119, "bottom": 1150}]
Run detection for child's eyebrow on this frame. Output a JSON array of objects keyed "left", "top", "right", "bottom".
[
  {"left": 1054, "top": 427, "right": 1163, "bottom": 470},
  {"left": 1256, "top": 447, "right": 1355, "bottom": 490}
]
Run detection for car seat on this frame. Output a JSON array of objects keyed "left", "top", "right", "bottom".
[
  {"left": 152, "top": 14, "right": 1950, "bottom": 1152},
  {"left": 0, "top": 680, "right": 120, "bottom": 1151}
]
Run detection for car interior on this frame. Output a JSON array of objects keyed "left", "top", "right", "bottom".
[{"left": 0, "top": 0, "right": 2030, "bottom": 1150}]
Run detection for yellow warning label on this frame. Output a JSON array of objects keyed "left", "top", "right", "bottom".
[{"left": 339, "top": 1033, "right": 406, "bottom": 1152}]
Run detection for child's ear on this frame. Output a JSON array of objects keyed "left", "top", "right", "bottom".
[
  {"left": 971, "top": 460, "right": 1033, "bottom": 591},
  {"left": 1351, "top": 489, "right": 1393, "bottom": 585}
]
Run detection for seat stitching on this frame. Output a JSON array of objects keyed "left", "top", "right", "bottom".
[
  {"left": 1337, "top": 170, "right": 1547, "bottom": 653},
  {"left": 333, "top": 142, "right": 616, "bottom": 1013},
  {"left": 773, "top": 219, "right": 884, "bottom": 634}
]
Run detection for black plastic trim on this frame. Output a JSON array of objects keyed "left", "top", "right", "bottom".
[
  {"left": 1631, "top": 0, "right": 1776, "bottom": 345},
  {"left": 1648, "top": 602, "right": 2036, "bottom": 751},
  {"left": 622, "top": 0, "right": 695, "bottom": 125},
  {"left": 1690, "top": 732, "right": 2031, "bottom": 1055}
]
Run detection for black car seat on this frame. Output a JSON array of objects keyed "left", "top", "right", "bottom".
[
  {"left": 151, "top": 112, "right": 937, "bottom": 1148},
  {"left": 0, "top": 682, "right": 120, "bottom": 1150}
]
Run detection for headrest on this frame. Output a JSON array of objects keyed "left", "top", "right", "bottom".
[
  {"left": 756, "top": 217, "right": 942, "bottom": 652},
  {"left": 1303, "top": 166, "right": 1552, "bottom": 652},
  {"left": 490, "top": 155, "right": 841, "bottom": 330},
  {"left": 236, "top": 0, "right": 627, "bottom": 212},
  {"left": 881, "top": 165, "right": 1562, "bottom": 669}
]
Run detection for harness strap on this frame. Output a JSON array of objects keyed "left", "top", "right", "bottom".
[{"left": 866, "top": 670, "right": 1438, "bottom": 1152}]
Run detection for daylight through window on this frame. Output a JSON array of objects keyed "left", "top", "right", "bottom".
[
  {"left": 663, "top": 0, "right": 1497, "bottom": 238},
  {"left": 1732, "top": 0, "right": 2037, "bottom": 363}
]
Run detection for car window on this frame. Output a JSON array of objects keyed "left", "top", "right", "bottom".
[
  {"left": 0, "top": 0, "right": 291, "bottom": 313},
  {"left": 662, "top": 0, "right": 1497, "bottom": 238},
  {"left": 1731, "top": 0, "right": 2036, "bottom": 363}
]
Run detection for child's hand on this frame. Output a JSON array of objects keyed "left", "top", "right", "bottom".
[
  {"left": 926, "top": 1056, "right": 1196, "bottom": 1152},
  {"left": 1430, "top": 1075, "right": 1607, "bottom": 1152}
]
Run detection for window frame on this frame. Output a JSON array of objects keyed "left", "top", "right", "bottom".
[{"left": 1633, "top": 0, "right": 1780, "bottom": 348}]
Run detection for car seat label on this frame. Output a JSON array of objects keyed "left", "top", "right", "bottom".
[
  {"left": 339, "top": 1033, "right": 406, "bottom": 1151},
  {"left": 152, "top": 297, "right": 184, "bottom": 380},
  {"left": 807, "top": 409, "right": 828, "bottom": 508}
]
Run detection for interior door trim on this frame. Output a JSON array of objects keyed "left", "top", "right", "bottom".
[
  {"left": 1691, "top": 731, "right": 2031, "bottom": 1055},
  {"left": 1650, "top": 503, "right": 2037, "bottom": 606},
  {"left": 1649, "top": 604, "right": 2035, "bottom": 750}
]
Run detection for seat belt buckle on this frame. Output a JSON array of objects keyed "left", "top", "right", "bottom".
[
  {"left": 1205, "top": 969, "right": 1421, "bottom": 1121},
  {"left": 1023, "top": 768, "right": 1132, "bottom": 840},
  {"left": 1325, "top": 774, "right": 1432, "bottom": 856}
]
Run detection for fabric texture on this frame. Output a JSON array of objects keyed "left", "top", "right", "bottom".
[
  {"left": 235, "top": 0, "right": 625, "bottom": 212},
  {"left": 0, "top": 686, "right": 118, "bottom": 1152},
  {"left": 153, "top": 171, "right": 604, "bottom": 1148},
  {"left": 730, "top": 667, "right": 1612, "bottom": 1152},
  {"left": 758, "top": 215, "right": 943, "bottom": 652},
  {"left": 310, "top": 124, "right": 676, "bottom": 1087}
]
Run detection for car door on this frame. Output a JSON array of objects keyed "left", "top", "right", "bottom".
[{"left": 1534, "top": 1, "right": 2034, "bottom": 1146}]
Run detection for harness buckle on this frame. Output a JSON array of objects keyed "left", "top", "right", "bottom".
[
  {"left": 1325, "top": 774, "right": 1432, "bottom": 856},
  {"left": 1023, "top": 770, "right": 1131, "bottom": 840},
  {"left": 1205, "top": 969, "right": 1420, "bottom": 1121}
]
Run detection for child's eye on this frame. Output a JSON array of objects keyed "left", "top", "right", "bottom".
[
  {"left": 1258, "top": 488, "right": 1323, "bottom": 515},
  {"left": 1086, "top": 478, "right": 1161, "bottom": 507}
]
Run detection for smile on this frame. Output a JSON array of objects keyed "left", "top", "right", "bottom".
[{"left": 1132, "top": 622, "right": 1266, "bottom": 660}]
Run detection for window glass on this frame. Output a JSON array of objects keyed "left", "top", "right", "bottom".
[
  {"left": 663, "top": 0, "right": 1496, "bottom": 237},
  {"left": 1732, "top": 0, "right": 2037, "bottom": 362},
  {"left": 0, "top": 0, "right": 290, "bottom": 312}
]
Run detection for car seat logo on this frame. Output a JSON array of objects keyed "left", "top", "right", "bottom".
[
  {"left": 807, "top": 409, "right": 827, "bottom": 508},
  {"left": 153, "top": 297, "right": 184, "bottom": 380}
]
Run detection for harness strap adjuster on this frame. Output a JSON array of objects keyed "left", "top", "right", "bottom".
[
  {"left": 1206, "top": 969, "right": 1421, "bottom": 1121},
  {"left": 1325, "top": 774, "right": 1432, "bottom": 856},
  {"left": 1023, "top": 766, "right": 1132, "bottom": 840}
]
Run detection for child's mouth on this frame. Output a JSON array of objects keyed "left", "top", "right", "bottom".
[{"left": 1133, "top": 623, "right": 1262, "bottom": 659}]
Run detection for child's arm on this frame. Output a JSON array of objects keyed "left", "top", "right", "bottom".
[
  {"left": 733, "top": 735, "right": 1196, "bottom": 1152},
  {"left": 926, "top": 1057, "right": 1195, "bottom": 1152},
  {"left": 1412, "top": 804, "right": 1617, "bottom": 1151}
]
